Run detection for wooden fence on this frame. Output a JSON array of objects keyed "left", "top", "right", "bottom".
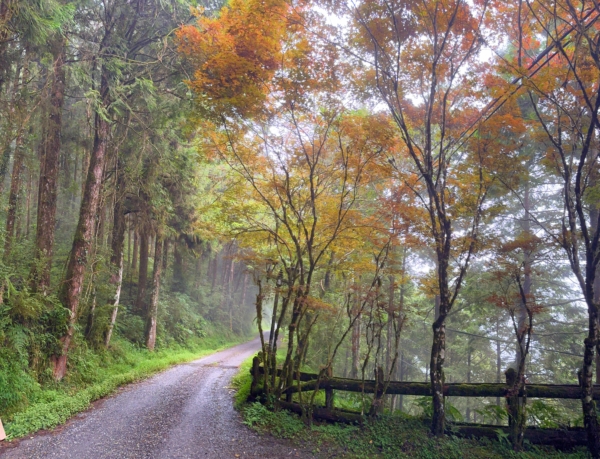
[{"left": 249, "top": 357, "right": 590, "bottom": 449}]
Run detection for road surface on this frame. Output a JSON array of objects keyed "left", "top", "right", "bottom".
[{"left": 0, "top": 337, "right": 315, "bottom": 459}]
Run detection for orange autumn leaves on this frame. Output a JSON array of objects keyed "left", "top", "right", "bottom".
[{"left": 177, "top": 0, "right": 289, "bottom": 117}]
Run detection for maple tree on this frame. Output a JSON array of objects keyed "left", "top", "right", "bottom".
[
  {"left": 493, "top": 0, "right": 600, "bottom": 454},
  {"left": 322, "top": 0, "right": 516, "bottom": 435}
]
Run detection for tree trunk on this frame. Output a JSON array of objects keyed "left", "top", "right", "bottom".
[
  {"left": 162, "top": 239, "right": 169, "bottom": 271},
  {"left": 52, "top": 66, "right": 112, "bottom": 381},
  {"left": 386, "top": 275, "right": 394, "bottom": 375},
  {"left": 516, "top": 181, "right": 532, "bottom": 366},
  {"left": 135, "top": 230, "right": 149, "bottom": 314},
  {"left": 496, "top": 319, "right": 502, "bottom": 415},
  {"left": 583, "top": 327, "right": 600, "bottom": 458},
  {"left": 24, "top": 167, "right": 31, "bottom": 238},
  {"left": 398, "top": 351, "right": 404, "bottom": 412},
  {"left": 210, "top": 253, "right": 218, "bottom": 293},
  {"left": 350, "top": 284, "right": 361, "bottom": 379},
  {"left": 240, "top": 272, "right": 248, "bottom": 308},
  {"left": 0, "top": 145, "right": 11, "bottom": 195},
  {"left": 104, "top": 168, "right": 126, "bottom": 348},
  {"left": 146, "top": 237, "right": 163, "bottom": 351},
  {"left": 132, "top": 228, "right": 138, "bottom": 272},
  {"left": 228, "top": 259, "right": 235, "bottom": 332},
  {"left": 466, "top": 342, "right": 472, "bottom": 422},
  {"left": 430, "top": 317, "right": 446, "bottom": 436},
  {"left": 4, "top": 130, "right": 25, "bottom": 261},
  {"left": 84, "top": 287, "right": 97, "bottom": 340},
  {"left": 172, "top": 240, "right": 184, "bottom": 292},
  {"left": 30, "top": 37, "right": 65, "bottom": 293}
]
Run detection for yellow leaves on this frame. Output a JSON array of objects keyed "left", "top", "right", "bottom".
[{"left": 299, "top": 295, "right": 336, "bottom": 314}]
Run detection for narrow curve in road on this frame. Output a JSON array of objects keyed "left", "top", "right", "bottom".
[{"left": 0, "top": 336, "right": 315, "bottom": 459}]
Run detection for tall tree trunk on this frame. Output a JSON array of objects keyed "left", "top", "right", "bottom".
[
  {"left": 589, "top": 195, "right": 600, "bottom": 451},
  {"left": 496, "top": 319, "right": 502, "bottom": 414},
  {"left": 52, "top": 64, "right": 112, "bottom": 381},
  {"left": 398, "top": 351, "right": 404, "bottom": 412},
  {"left": 132, "top": 227, "right": 138, "bottom": 272},
  {"left": 516, "top": 180, "right": 532, "bottom": 366},
  {"left": 104, "top": 167, "right": 126, "bottom": 347},
  {"left": 24, "top": 167, "right": 32, "bottom": 238},
  {"left": 351, "top": 283, "right": 361, "bottom": 379},
  {"left": 210, "top": 253, "right": 218, "bottom": 293},
  {"left": 430, "top": 315, "right": 446, "bottom": 435},
  {"left": 466, "top": 341, "right": 472, "bottom": 422},
  {"left": 146, "top": 237, "right": 163, "bottom": 351},
  {"left": 162, "top": 239, "right": 169, "bottom": 271},
  {"left": 172, "top": 240, "right": 184, "bottom": 292},
  {"left": 228, "top": 259, "right": 235, "bottom": 332},
  {"left": 30, "top": 37, "right": 65, "bottom": 293},
  {"left": 135, "top": 229, "right": 149, "bottom": 314},
  {"left": 386, "top": 275, "right": 395, "bottom": 374},
  {"left": 4, "top": 130, "right": 25, "bottom": 261},
  {"left": 240, "top": 271, "right": 248, "bottom": 309}
]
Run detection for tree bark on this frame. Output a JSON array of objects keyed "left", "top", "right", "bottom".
[
  {"left": 516, "top": 179, "right": 532, "bottom": 366},
  {"left": 350, "top": 283, "right": 361, "bottom": 379},
  {"left": 4, "top": 130, "right": 25, "bottom": 261},
  {"left": 146, "top": 236, "right": 163, "bottom": 351},
  {"left": 135, "top": 229, "right": 149, "bottom": 314},
  {"left": 430, "top": 318, "right": 446, "bottom": 435},
  {"left": 466, "top": 341, "right": 472, "bottom": 422},
  {"left": 104, "top": 167, "right": 126, "bottom": 348},
  {"left": 582, "top": 316, "right": 600, "bottom": 457},
  {"left": 162, "top": 239, "right": 169, "bottom": 271},
  {"left": 132, "top": 227, "right": 138, "bottom": 272},
  {"left": 30, "top": 36, "right": 65, "bottom": 293},
  {"left": 172, "top": 240, "right": 184, "bottom": 292}
]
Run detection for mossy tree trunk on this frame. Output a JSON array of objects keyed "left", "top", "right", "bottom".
[
  {"left": 104, "top": 165, "right": 126, "bottom": 348},
  {"left": 145, "top": 236, "right": 163, "bottom": 351},
  {"left": 30, "top": 36, "right": 65, "bottom": 293}
]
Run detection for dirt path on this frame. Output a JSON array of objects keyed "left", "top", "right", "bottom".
[{"left": 0, "top": 337, "right": 316, "bottom": 459}]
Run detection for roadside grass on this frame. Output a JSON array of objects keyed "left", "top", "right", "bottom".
[
  {"left": 231, "top": 362, "right": 589, "bottom": 459},
  {"left": 3, "top": 332, "right": 249, "bottom": 440},
  {"left": 231, "top": 355, "right": 254, "bottom": 410}
]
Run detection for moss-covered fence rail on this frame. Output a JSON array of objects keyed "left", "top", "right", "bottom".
[{"left": 253, "top": 362, "right": 597, "bottom": 399}]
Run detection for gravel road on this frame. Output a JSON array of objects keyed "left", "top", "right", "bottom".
[{"left": 0, "top": 337, "right": 316, "bottom": 459}]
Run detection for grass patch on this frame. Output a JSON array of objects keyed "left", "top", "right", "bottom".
[
  {"left": 238, "top": 404, "right": 590, "bottom": 458},
  {"left": 3, "top": 332, "right": 249, "bottom": 440},
  {"left": 231, "top": 355, "right": 254, "bottom": 410}
]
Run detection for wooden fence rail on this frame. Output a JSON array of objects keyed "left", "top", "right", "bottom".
[{"left": 256, "top": 364, "right": 597, "bottom": 399}]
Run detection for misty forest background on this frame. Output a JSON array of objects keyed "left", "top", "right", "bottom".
[{"left": 1, "top": 0, "right": 600, "bottom": 452}]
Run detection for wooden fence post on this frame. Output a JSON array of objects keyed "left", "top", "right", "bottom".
[{"left": 325, "top": 366, "right": 334, "bottom": 411}]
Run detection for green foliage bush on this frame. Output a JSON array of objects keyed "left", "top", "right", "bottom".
[
  {"left": 158, "top": 292, "right": 208, "bottom": 346},
  {"left": 0, "top": 284, "right": 69, "bottom": 415}
]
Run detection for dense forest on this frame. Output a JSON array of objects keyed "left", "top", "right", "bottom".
[{"left": 2, "top": 0, "right": 600, "bottom": 456}]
